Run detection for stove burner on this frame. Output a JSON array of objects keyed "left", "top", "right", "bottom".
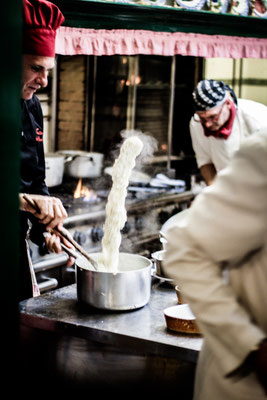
[
  {"left": 49, "top": 177, "right": 111, "bottom": 209},
  {"left": 49, "top": 174, "right": 189, "bottom": 218}
]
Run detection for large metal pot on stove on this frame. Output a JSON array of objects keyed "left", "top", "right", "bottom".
[
  {"left": 57, "top": 150, "right": 104, "bottom": 178},
  {"left": 76, "top": 252, "right": 152, "bottom": 310}
]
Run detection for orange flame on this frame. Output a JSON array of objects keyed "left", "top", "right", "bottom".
[{"left": 74, "top": 178, "right": 98, "bottom": 201}]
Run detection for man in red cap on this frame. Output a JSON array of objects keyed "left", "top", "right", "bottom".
[{"left": 19, "top": 0, "right": 73, "bottom": 300}]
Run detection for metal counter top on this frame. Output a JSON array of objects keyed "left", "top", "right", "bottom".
[{"left": 19, "top": 280, "right": 203, "bottom": 363}]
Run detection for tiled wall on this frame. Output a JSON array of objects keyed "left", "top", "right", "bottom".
[{"left": 56, "top": 56, "right": 86, "bottom": 150}]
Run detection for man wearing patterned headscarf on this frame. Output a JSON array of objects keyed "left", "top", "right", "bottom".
[
  {"left": 190, "top": 79, "right": 267, "bottom": 185},
  {"left": 18, "top": 0, "right": 74, "bottom": 300}
]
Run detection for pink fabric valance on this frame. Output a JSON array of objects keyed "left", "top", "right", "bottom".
[{"left": 56, "top": 26, "right": 267, "bottom": 59}]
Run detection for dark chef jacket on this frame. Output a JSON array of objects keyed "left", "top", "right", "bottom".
[{"left": 20, "top": 94, "right": 49, "bottom": 300}]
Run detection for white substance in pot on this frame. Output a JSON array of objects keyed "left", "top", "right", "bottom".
[{"left": 97, "top": 137, "right": 143, "bottom": 273}]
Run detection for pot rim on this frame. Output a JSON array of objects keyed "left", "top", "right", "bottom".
[
  {"left": 76, "top": 252, "right": 152, "bottom": 274},
  {"left": 57, "top": 150, "right": 104, "bottom": 157},
  {"left": 45, "top": 152, "right": 65, "bottom": 159}
]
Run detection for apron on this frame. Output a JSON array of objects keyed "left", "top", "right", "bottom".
[{"left": 19, "top": 95, "right": 49, "bottom": 300}]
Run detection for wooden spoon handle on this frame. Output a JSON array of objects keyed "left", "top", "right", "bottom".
[
  {"left": 54, "top": 226, "right": 98, "bottom": 270},
  {"left": 22, "top": 194, "right": 98, "bottom": 270}
]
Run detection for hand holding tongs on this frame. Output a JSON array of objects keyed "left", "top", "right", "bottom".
[{"left": 23, "top": 193, "right": 98, "bottom": 270}]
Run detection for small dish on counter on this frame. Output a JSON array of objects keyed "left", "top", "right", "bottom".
[{"left": 164, "top": 304, "right": 201, "bottom": 334}]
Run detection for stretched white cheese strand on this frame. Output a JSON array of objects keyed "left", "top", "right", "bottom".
[{"left": 98, "top": 136, "right": 143, "bottom": 273}]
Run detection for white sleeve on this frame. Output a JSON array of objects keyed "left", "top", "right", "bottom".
[
  {"left": 190, "top": 119, "right": 212, "bottom": 168},
  {"left": 238, "top": 99, "right": 267, "bottom": 136},
  {"left": 164, "top": 129, "right": 267, "bottom": 375}
]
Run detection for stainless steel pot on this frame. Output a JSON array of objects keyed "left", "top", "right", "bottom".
[
  {"left": 45, "top": 153, "right": 65, "bottom": 187},
  {"left": 151, "top": 250, "right": 166, "bottom": 277},
  {"left": 76, "top": 252, "right": 152, "bottom": 310},
  {"left": 57, "top": 150, "right": 104, "bottom": 178}
]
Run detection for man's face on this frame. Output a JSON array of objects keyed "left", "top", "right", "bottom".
[
  {"left": 195, "top": 100, "right": 231, "bottom": 132},
  {"left": 21, "top": 54, "right": 55, "bottom": 100}
]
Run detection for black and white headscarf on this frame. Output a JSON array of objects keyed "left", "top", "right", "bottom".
[{"left": 192, "top": 80, "right": 238, "bottom": 111}]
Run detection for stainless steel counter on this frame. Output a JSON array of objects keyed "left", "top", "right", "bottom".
[{"left": 19, "top": 280, "right": 203, "bottom": 397}]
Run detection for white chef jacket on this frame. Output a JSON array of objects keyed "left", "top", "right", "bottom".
[
  {"left": 190, "top": 99, "right": 267, "bottom": 172},
  {"left": 163, "top": 128, "right": 267, "bottom": 400}
]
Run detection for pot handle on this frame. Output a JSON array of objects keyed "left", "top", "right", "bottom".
[
  {"left": 76, "top": 155, "right": 95, "bottom": 163},
  {"left": 63, "top": 156, "right": 74, "bottom": 163},
  {"left": 63, "top": 154, "right": 95, "bottom": 164},
  {"left": 65, "top": 154, "right": 95, "bottom": 162}
]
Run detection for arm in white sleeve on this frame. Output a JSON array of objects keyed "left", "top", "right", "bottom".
[
  {"left": 164, "top": 129, "right": 267, "bottom": 376},
  {"left": 190, "top": 119, "right": 212, "bottom": 169}
]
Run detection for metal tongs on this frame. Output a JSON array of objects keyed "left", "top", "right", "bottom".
[{"left": 23, "top": 193, "right": 98, "bottom": 270}]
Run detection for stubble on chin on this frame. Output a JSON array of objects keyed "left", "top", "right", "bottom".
[{"left": 22, "top": 88, "right": 34, "bottom": 100}]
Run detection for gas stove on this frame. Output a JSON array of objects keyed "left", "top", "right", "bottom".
[{"left": 32, "top": 176, "right": 194, "bottom": 293}]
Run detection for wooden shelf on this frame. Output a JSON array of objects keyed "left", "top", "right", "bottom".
[{"left": 54, "top": 0, "right": 267, "bottom": 38}]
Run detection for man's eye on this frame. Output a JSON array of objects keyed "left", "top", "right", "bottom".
[{"left": 31, "top": 66, "right": 41, "bottom": 72}]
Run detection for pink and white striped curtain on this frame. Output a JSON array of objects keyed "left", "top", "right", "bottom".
[{"left": 56, "top": 26, "right": 267, "bottom": 58}]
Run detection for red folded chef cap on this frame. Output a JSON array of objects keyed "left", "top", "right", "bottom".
[{"left": 23, "top": 0, "right": 65, "bottom": 57}]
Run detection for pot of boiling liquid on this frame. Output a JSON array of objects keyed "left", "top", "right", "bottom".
[
  {"left": 75, "top": 252, "right": 152, "bottom": 311},
  {"left": 57, "top": 150, "right": 104, "bottom": 178}
]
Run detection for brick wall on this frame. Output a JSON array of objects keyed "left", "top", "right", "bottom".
[{"left": 56, "top": 56, "right": 86, "bottom": 150}]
